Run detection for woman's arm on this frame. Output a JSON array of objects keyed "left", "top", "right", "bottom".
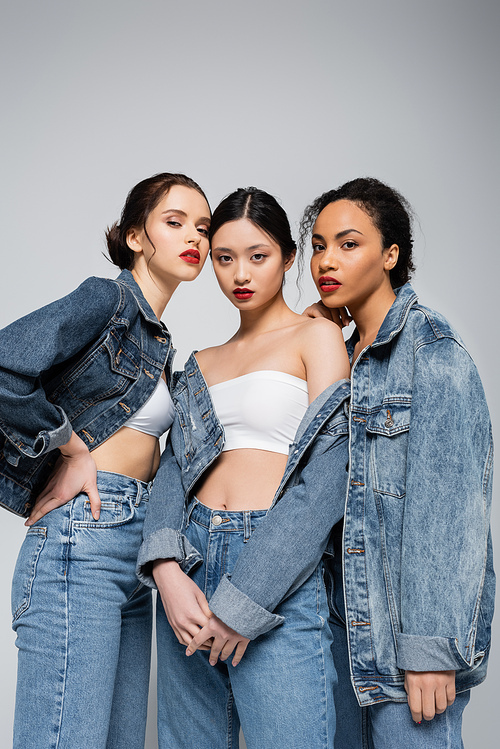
[
  {"left": 0, "top": 278, "right": 122, "bottom": 521},
  {"left": 0, "top": 277, "right": 120, "bottom": 457},
  {"left": 396, "top": 336, "right": 493, "bottom": 720}
]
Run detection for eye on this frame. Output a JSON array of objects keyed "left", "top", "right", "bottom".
[
  {"left": 166, "top": 220, "right": 182, "bottom": 228},
  {"left": 216, "top": 254, "right": 232, "bottom": 264},
  {"left": 251, "top": 253, "right": 266, "bottom": 262},
  {"left": 341, "top": 240, "right": 358, "bottom": 250},
  {"left": 312, "top": 243, "right": 325, "bottom": 253},
  {"left": 197, "top": 226, "right": 209, "bottom": 237}
]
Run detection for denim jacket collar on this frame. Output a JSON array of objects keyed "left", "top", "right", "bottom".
[
  {"left": 346, "top": 282, "right": 418, "bottom": 358},
  {"left": 116, "top": 269, "right": 167, "bottom": 332}
]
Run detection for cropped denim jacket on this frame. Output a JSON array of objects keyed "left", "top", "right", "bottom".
[
  {"left": 335, "top": 283, "right": 494, "bottom": 705},
  {"left": 0, "top": 270, "right": 175, "bottom": 517},
  {"left": 137, "top": 353, "right": 351, "bottom": 639}
]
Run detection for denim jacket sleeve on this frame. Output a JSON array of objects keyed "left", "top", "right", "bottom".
[
  {"left": 136, "top": 435, "right": 203, "bottom": 584},
  {"left": 208, "top": 391, "right": 350, "bottom": 640},
  {"left": 0, "top": 277, "right": 120, "bottom": 459},
  {"left": 395, "top": 336, "right": 494, "bottom": 672}
]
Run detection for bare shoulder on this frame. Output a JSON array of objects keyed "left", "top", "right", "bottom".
[
  {"left": 299, "top": 316, "right": 345, "bottom": 348},
  {"left": 194, "top": 345, "right": 222, "bottom": 370},
  {"left": 300, "top": 317, "right": 350, "bottom": 400}
]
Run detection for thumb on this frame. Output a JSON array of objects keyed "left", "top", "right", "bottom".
[
  {"left": 195, "top": 590, "right": 212, "bottom": 618},
  {"left": 87, "top": 484, "right": 101, "bottom": 520}
]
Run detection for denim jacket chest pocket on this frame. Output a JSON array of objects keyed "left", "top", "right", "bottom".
[
  {"left": 46, "top": 325, "right": 140, "bottom": 420},
  {"left": 366, "top": 401, "right": 411, "bottom": 499}
]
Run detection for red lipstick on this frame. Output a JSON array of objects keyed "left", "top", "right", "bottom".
[
  {"left": 233, "top": 288, "right": 254, "bottom": 300},
  {"left": 318, "top": 276, "right": 341, "bottom": 293},
  {"left": 180, "top": 249, "right": 200, "bottom": 264}
]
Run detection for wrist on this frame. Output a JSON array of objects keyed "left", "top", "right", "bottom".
[{"left": 59, "top": 431, "right": 90, "bottom": 459}]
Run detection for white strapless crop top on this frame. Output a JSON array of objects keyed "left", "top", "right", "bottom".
[
  {"left": 208, "top": 371, "right": 309, "bottom": 455},
  {"left": 123, "top": 377, "right": 175, "bottom": 438}
]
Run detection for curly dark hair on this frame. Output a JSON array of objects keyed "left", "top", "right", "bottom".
[{"left": 299, "top": 177, "right": 415, "bottom": 288}]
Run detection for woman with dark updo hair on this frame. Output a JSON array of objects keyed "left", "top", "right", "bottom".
[
  {"left": 302, "top": 177, "right": 494, "bottom": 748},
  {"left": 0, "top": 172, "right": 211, "bottom": 748},
  {"left": 138, "top": 187, "right": 351, "bottom": 748}
]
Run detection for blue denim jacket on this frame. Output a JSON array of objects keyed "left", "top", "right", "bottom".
[
  {"left": 0, "top": 270, "right": 175, "bottom": 517},
  {"left": 336, "top": 283, "right": 494, "bottom": 704},
  {"left": 137, "top": 352, "right": 351, "bottom": 639}
]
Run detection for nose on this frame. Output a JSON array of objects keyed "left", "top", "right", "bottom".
[
  {"left": 317, "top": 246, "right": 338, "bottom": 272},
  {"left": 186, "top": 224, "right": 201, "bottom": 246},
  {"left": 234, "top": 260, "right": 250, "bottom": 285}
]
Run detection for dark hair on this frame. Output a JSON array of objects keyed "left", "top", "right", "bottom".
[
  {"left": 106, "top": 173, "right": 209, "bottom": 270},
  {"left": 209, "top": 187, "right": 297, "bottom": 264},
  {"left": 299, "top": 177, "right": 415, "bottom": 288}
]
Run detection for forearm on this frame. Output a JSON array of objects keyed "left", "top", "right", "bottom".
[{"left": 209, "top": 434, "right": 349, "bottom": 639}]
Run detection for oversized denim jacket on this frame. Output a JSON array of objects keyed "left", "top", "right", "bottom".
[
  {"left": 337, "top": 283, "right": 494, "bottom": 704},
  {"left": 0, "top": 270, "right": 174, "bottom": 517},
  {"left": 137, "top": 352, "right": 351, "bottom": 639}
]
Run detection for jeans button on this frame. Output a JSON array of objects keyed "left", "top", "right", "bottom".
[{"left": 212, "top": 515, "right": 223, "bottom": 526}]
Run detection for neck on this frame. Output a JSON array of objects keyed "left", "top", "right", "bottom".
[
  {"left": 350, "top": 285, "right": 396, "bottom": 349},
  {"left": 235, "top": 291, "right": 295, "bottom": 338},
  {"left": 131, "top": 266, "right": 179, "bottom": 320}
]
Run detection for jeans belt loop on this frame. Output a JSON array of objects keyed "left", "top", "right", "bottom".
[
  {"left": 134, "top": 479, "right": 142, "bottom": 507},
  {"left": 243, "top": 511, "right": 251, "bottom": 543},
  {"left": 185, "top": 497, "right": 199, "bottom": 528}
]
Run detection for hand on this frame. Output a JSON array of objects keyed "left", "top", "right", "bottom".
[
  {"left": 26, "top": 432, "right": 99, "bottom": 525},
  {"left": 186, "top": 614, "right": 250, "bottom": 666},
  {"left": 302, "top": 300, "right": 352, "bottom": 329},
  {"left": 404, "top": 670, "right": 456, "bottom": 722},
  {"left": 154, "top": 559, "right": 213, "bottom": 647}
]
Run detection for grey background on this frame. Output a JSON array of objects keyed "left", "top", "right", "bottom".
[{"left": 0, "top": 1, "right": 498, "bottom": 746}]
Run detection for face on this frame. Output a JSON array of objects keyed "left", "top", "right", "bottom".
[
  {"left": 211, "top": 218, "right": 294, "bottom": 310},
  {"left": 310, "top": 200, "right": 398, "bottom": 312},
  {"left": 127, "top": 184, "right": 210, "bottom": 284}
]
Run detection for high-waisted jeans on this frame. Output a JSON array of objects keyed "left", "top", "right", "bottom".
[
  {"left": 11, "top": 471, "right": 153, "bottom": 749},
  {"left": 156, "top": 498, "right": 336, "bottom": 749}
]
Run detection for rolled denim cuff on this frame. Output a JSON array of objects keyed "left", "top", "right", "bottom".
[
  {"left": 396, "top": 633, "right": 463, "bottom": 671},
  {"left": 2, "top": 413, "right": 72, "bottom": 466},
  {"left": 208, "top": 574, "right": 284, "bottom": 640},
  {"left": 34, "top": 415, "right": 73, "bottom": 455},
  {"left": 136, "top": 528, "right": 203, "bottom": 588}
]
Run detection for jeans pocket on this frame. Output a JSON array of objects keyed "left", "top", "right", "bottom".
[
  {"left": 72, "top": 495, "right": 137, "bottom": 528},
  {"left": 11, "top": 527, "right": 47, "bottom": 623}
]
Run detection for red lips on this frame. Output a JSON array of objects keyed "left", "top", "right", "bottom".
[
  {"left": 318, "top": 276, "right": 341, "bottom": 292},
  {"left": 180, "top": 249, "right": 200, "bottom": 264},
  {"left": 233, "top": 288, "right": 254, "bottom": 300}
]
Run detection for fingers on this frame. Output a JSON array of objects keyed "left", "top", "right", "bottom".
[
  {"left": 186, "top": 624, "right": 212, "bottom": 657},
  {"left": 87, "top": 484, "right": 101, "bottom": 520},
  {"left": 26, "top": 492, "right": 66, "bottom": 525},
  {"left": 405, "top": 673, "right": 423, "bottom": 723},
  {"left": 230, "top": 639, "right": 249, "bottom": 667},
  {"left": 404, "top": 670, "right": 456, "bottom": 723},
  {"left": 339, "top": 307, "right": 353, "bottom": 327}
]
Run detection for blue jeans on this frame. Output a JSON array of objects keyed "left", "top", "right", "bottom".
[
  {"left": 156, "top": 499, "right": 336, "bottom": 749},
  {"left": 327, "top": 558, "right": 470, "bottom": 748},
  {"left": 11, "top": 471, "right": 153, "bottom": 749}
]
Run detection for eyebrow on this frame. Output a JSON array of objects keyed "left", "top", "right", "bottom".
[
  {"left": 313, "top": 229, "right": 364, "bottom": 241},
  {"left": 212, "top": 243, "right": 271, "bottom": 253},
  {"left": 161, "top": 209, "right": 211, "bottom": 224}
]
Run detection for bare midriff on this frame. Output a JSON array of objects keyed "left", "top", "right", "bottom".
[
  {"left": 195, "top": 449, "right": 288, "bottom": 511},
  {"left": 91, "top": 427, "right": 161, "bottom": 483}
]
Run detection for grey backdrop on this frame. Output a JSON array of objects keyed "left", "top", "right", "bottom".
[{"left": 1, "top": 1, "right": 498, "bottom": 747}]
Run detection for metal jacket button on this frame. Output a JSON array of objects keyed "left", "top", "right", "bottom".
[{"left": 212, "top": 515, "right": 223, "bottom": 526}]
